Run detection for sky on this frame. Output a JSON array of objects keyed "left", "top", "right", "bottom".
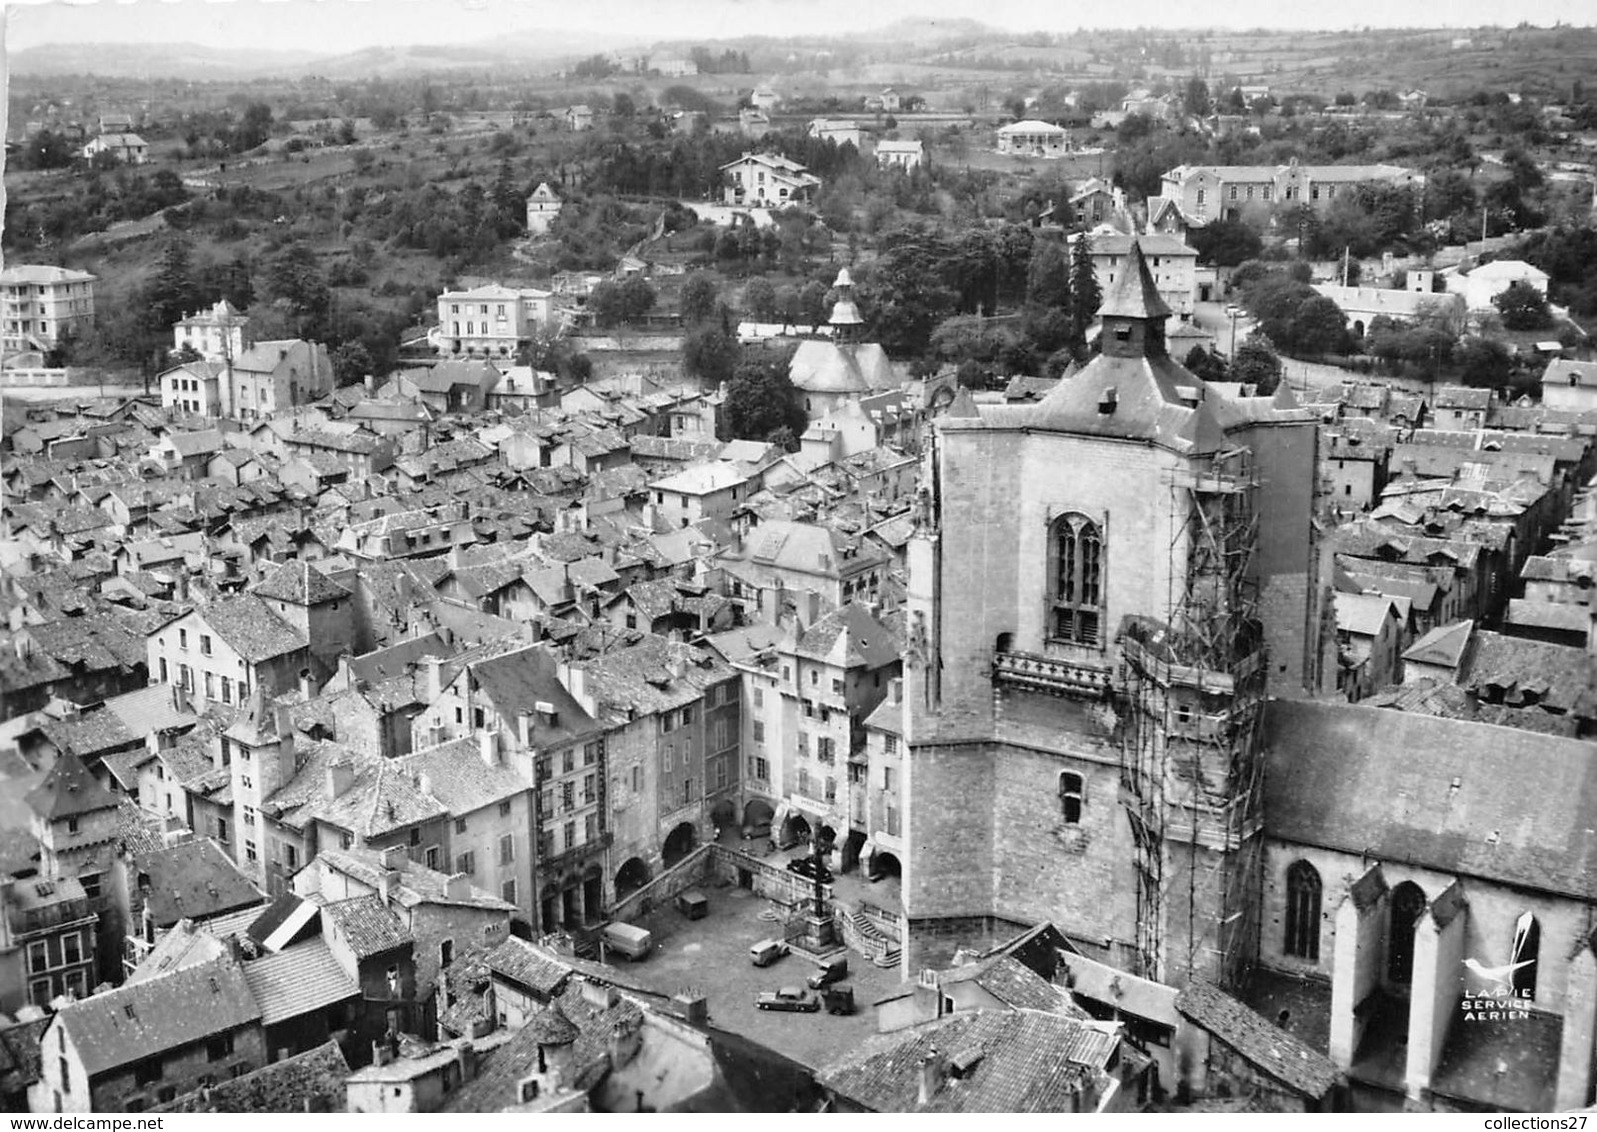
[{"left": 5, "top": 0, "right": 1596, "bottom": 54}]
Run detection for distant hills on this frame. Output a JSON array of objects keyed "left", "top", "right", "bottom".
[
  {"left": 7, "top": 26, "right": 639, "bottom": 80},
  {"left": 7, "top": 18, "right": 1009, "bottom": 80}
]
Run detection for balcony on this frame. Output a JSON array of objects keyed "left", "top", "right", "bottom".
[
  {"left": 538, "top": 832, "right": 613, "bottom": 876},
  {"left": 991, "top": 649, "right": 1113, "bottom": 699}
]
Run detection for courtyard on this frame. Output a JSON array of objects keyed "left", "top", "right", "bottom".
[{"left": 622, "top": 878, "right": 904, "bottom": 1070}]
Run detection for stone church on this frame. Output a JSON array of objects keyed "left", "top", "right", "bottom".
[{"left": 901, "top": 242, "right": 1597, "bottom": 1111}]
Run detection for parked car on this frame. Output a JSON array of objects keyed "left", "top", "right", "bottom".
[
  {"left": 750, "top": 938, "right": 788, "bottom": 967},
  {"left": 806, "top": 954, "right": 849, "bottom": 989},
  {"left": 787, "top": 857, "right": 834, "bottom": 884},
  {"left": 741, "top": 820, "right": 772, "bottom": 841},
  {"left": 756, "top": 986, "right": 820, "bottom": 1013},
  {"left": 820, "top": 986, "right": 856, "bottom": 1015}
]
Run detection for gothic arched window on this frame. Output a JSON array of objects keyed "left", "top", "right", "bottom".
[
  {"left": 1388, "top": 881, "right": 1427, "bottom": 985},
  {"left": 1510, "top": 912, "right": 1539, "bottom": 999},
  {"left": 1051, "top": 514, "right": 1104, "bottom": 647},
  {"left": 1283, "top": 860, "right": 1322, "bottom": 961}
]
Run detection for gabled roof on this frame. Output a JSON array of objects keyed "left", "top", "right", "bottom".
[
  {"left": 130, "top": 837, "right": 267, "bottom": 927},
  {"left": 1334, "top": 592, "right": 1397, "bottom": 638},
  {"left": 1175, "top": 980, "right": 1341, "bottom": 1098},
  {"left": 398, "top": 738, "right": 529, "bottom": 815},
  {"left": 153, "top": 1040, "right": 349, "bottom": 1113},
  {"left": 1402, "top": 619, "right": 1475, "bottom": 668},
  {"left": 321, "top": 893, "right": 414, "bottom": 958},
  {"left": 311, "top": 847, "right": 516, "bottom": 913},
  {"left": 818, "top": 1009, "right": 1117, "bottom": 1112},
  {"left": 251, "top": 559, "right": 350, "bottom": 606},
  {"left": 188, "top": 595, "right": 308, "bottom": 662},
  {"left": 54, "top": 959, "right": 261, "bottom": 1078},
  {"left": 796, "top": 603, "right": 899, "bottom": 670},
  {"left": 483, "top": 937, "right": 571, "bottom": 998},
  {"left": 239, "top": 937, "right": 362, "bottom": 1025}
]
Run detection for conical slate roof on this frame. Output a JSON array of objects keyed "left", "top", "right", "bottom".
[
  {"left": 531, "top": 1002, "right": 580, "bottom": 1046},
  {"left": 1097, "top": 238, "right": 1172, "bottom": 321}
]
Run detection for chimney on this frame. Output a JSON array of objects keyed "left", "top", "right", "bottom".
[
  {"left": 273, "top": 705, "right": 297, "bottom": 781},
  {"left": 608, "top": 1017, "right": 643, "bottom": 1070},
  {"left": 299, "top": 669, "right": 314, "bottom": 700},
  {"left": 418, "top": 771, "right": 433, "bottom": 798},
  {"left": 364, "top": 374, "right": 375, "bottom": 395},
  {"left": 378, "top": 869, "right": 399, "bottom": 907},
  {"left": 445, "top": 873, "right": 472, "bottom": 900},
  {"left": 456, "top": 1040, "right": 477, "bottom": 1081},
  {"left": 479, "top": 730, "right": 499, "bottom": 766},
  {"left": 326, "top": 760, "right": 354, "bottom": 799},
  {"left": 918, "top": 1047, "right": 944, "bottom": 1105},
  {"left": 379, "top": 844, "right": 409, "bottom": 870},
  {"left": 890, "top": 677, "right": 903, "bottom": 705},
  {"left": 372, "top": 1040, "right": 393, "bottom": 1068},
  {"left": 582, "top": 979, "right": 618, "bottom": 1010},
  {"left": 424, "top": 655, "right": 445, "bottom": 702}
]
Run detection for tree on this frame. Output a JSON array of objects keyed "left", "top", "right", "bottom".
[
  {"left": 1457, "top": 336, "right": 1512, "bottom": 388},
  {"left": 798, "top": 279, "right": 830, "bottom": 330},
  {"left": 331, "top": 340, "right": 374, "bottom": 387},
  {"left": 1184, "top": 75, "right": 1211, "bottom": 118},
  {"left": 1025, "top": 238, "right": 1071, "bottom": 309},
  {"left": 232, "top": 102, "right": 274, "bottom": 152},
  {"left": 743, "top": 277, "right": 778, "bottom": 322},
  {"left": 1068, "top": 234, "right": 1102, "bottom": 342},
  {"left": 856, "top": 228, "right": 959, "bottom": 357},
  {"left": 590, "top": 276, "right": 657, "bottom": 326},
  {"left": 1289, "top": 295, "right": 1350, "bottom": 356},
  {"left": 721, "top": 357, "right": 806, "bottom": 443},
  {"left": 1232, "top": 337, "right": 1283, "bottom": 393},
  {"left": 1184, "top": 344, "right": 1229, "bottom": 382},
  {"left": 1188, "top": 218, "right": 1262, "bottom": 267},
  {"left": 617, "top": 275, "right": 657, "bottom": 321},
  {"left": 682, "top": 323, "right": 740, "bottom": 385},
  {"left": 149, "top": 240, "right": 198, "bottom": 330},
  {"left": 679, "top": 274, "right": 719, "bottom": 325},
  {"left": 263, "top": 243, "right": 330, "bottom": 338},
  {"left": 1492, "top": 280, "right": 1550, "bottom": 330}
]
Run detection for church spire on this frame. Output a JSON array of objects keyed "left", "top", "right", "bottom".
[
  {"left": 827, "top": 267, "right": 863, "bottom": 345},
  {"left": 1097, "top": 239, "right": 1170, "bottom": 359}
]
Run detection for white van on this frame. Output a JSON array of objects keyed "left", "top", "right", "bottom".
[{"left": 602, "top": 921, "right": 654, "bottom": 961}]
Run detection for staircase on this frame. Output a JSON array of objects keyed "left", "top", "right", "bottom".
[{"left": 847, "top": 909, "right": 901, "bottom": 968}]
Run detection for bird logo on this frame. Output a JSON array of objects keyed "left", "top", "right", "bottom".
[
  {"left": 1462, "top": 957, "right": 1532, "bottom": 985},
  {"left": 1461, "top": 912, "right": 1538, "bottom": 999}
]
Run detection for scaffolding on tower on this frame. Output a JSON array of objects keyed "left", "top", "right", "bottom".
[{"left": 1115, "top": 444, "right": 1266, "bottom": 990}]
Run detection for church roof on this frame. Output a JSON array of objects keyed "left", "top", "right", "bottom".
[
  {"left": 1262, "top": 700, "right": 1597, "bottom": 901},
  {"left": 789, "top": 340, "right": 897, "bottom": 395}
]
